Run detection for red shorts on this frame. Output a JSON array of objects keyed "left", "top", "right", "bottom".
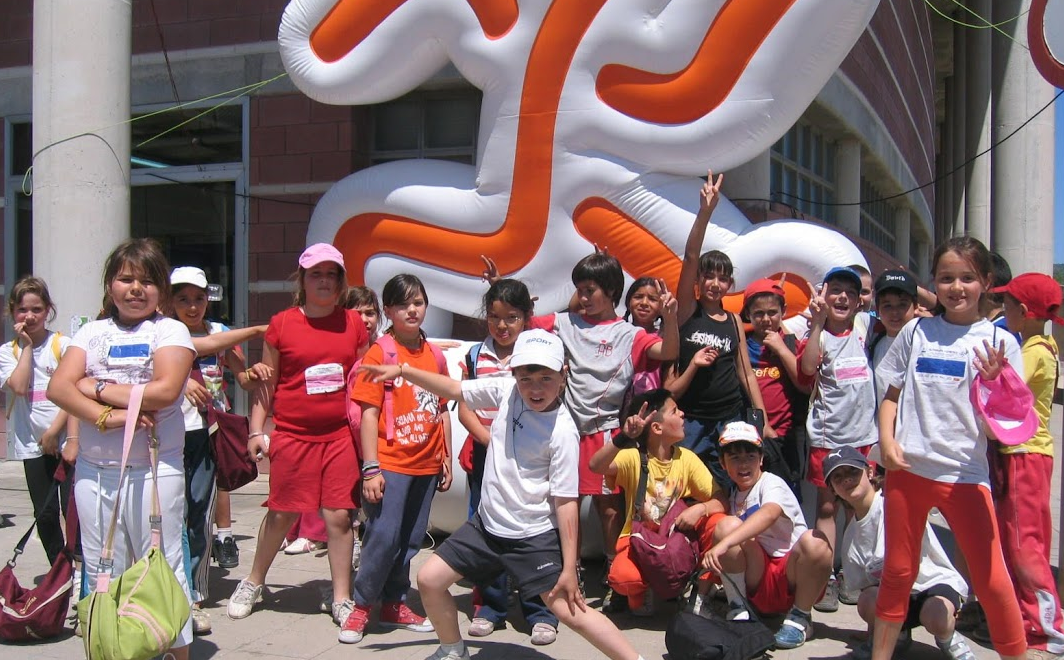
[
  {"left": 265, "top": 430, "right": 359, "bottom": 511},
  {"left": 748, "top": 545, "right": 795, "bottom": 615},
  {"left": 807, "top": 445, "right": 874, "bottom": 487},
  {"left": 579, "top": 430, "right": 622, "bottom": 496}
]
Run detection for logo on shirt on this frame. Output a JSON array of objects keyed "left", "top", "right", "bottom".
[
  {"left": 689, "top": 331, "right": 732, "bottom": 353},
  {"left": 595, "top": 340, "right": 614, "bottom": 358}
]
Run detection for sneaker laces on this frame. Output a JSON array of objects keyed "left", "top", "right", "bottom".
[{"left": 233, "top": 579, "right": 259, "bottom": 603}]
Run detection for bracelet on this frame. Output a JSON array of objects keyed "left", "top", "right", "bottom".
[
  {"left": 362, "top": 463, "right": 381, "bottom": 472},
  {"left": 244, "top": 369, "right": 253, "bottom": 380},
  {"left": 67, "top": 436, "right": 80, "bottom": 441},
  {"left": 362, "top": 468, "right": 383, "bottom": 480},
  {"left": 248, "top": 431, "right": 266, "bottom": 439},
  {"left": 95, "top": 406, "right": 114, "bottom": 432},
  {"left": 398, "top": 363, "right": 405, "bottom": 379}
]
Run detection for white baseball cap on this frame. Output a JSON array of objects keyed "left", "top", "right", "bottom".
[
  {"left": 171, "top": 266, "right": 208, "bottom": 289},
  {"left": 509, "top": 329, "right": 565, "bottom": 372}
]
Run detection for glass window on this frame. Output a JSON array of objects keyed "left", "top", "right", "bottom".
[
  {"left": 371, "top": 89, "right": 481, "bottom": 165},
  {"left": 859, "top": 178, "right": 896, "bottom": 255},
  {"left": 770, "top": 120, "right": 837, "bottom": 224},
  {"left": 131, "top": 104, "right": 243, "bottom": 169}
]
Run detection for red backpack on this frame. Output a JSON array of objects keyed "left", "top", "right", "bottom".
[{"left": 346, "top": 333, "right": 449, "bottom": 453}]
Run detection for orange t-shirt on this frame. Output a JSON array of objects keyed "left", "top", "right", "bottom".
[{"left": 351, "top": 340, "right": 448, "bottom": 476}]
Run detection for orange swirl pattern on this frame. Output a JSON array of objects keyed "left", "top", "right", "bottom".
[{"left": 595, "top": 0, "right": 796, "bottom": 125}]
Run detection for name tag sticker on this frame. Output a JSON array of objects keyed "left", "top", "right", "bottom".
[
  {"left": 106, "top": 335, "right": 152, "bottom": 366},
  {"left": 835, "top": 356, "right": 870, "bottom": 383},
  {"left": 305, "top": 363, "right": 344, "bottom": 395}
]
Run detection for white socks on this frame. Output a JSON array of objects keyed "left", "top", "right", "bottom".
[
  {"left": 441, "top": 641, "right": 466, "bottom": 656},
  {"left": 216, "top": 527, "right": 233, "bottom": 540},
  {"left": 722, "top": 572, "right": 747, "bottom": 607}
]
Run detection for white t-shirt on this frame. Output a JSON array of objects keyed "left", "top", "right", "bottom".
[
  {"left": 728, "top": 472, "right": 807, "bottom": 558},
  {"left": 461, "top": 378, "right": 579, "bottom": 539},
  {"left": 841, "top": 491, "right": 968, "bottom": 597},
  {"left": 806, "top": 312, "right": 878, "bottom": 449},
  {"left": 72, "top": 315, "right": 195, "bottom": 474},
  {"left": 181, "top": 321, "right": 231, "bottom": 431},
  {"left": 877, "top": 316, "right": 1023, "bottom": 487},
  {"left": 871, "top": 333, "right": 898, "bottom": 409},
  {"left": 0, "top": 332, "right": 71, "bottom": 460}
]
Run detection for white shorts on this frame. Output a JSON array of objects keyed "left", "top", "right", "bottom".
[{"left": 75, "top": 461, "right": 193, "bottom": 648}]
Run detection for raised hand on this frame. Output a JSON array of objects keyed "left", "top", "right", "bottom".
[
  {"left": 973, "top": 339, "right": 1007, "bottom": 381},
  {"left": 698, "top": 170, "right": 724, "bottom": 217},
  {"left": 617, "top": 401, "right": 652, "bottom": 448}
]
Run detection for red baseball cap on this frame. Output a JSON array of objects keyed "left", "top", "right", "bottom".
[
  {"left": 991, "top": 272, "right": 1063, "bottom": 325},
  {"left": 742, "top": 278, "right": 786, "bottom": 307}
]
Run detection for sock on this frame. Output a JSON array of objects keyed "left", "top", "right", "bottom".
[
  {"left": 216, "top": 527, "right": 233, "bottom": 540},
  {"left": 441, "top": 641, "right": 466, "bottom": 656},
  {"left": 789, "top": 605, "right": 812, "bottom": 622},
  {"left": 722, "top": 572, "right": 747, "bottom": 608}
]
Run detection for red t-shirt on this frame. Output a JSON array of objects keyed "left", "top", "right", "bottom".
[{"left": 264, "top": 306, "right": 368, "bottom": 442}]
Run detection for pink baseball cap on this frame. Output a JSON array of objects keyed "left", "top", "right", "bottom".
[
  {"left": 969, "top": 363, "right": 1039, "bottom": 446},
  {"left": 299, "top": 243, "right": 346, "bottom": 270}
]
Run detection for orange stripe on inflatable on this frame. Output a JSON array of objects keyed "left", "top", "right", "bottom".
[
  {"left": 572, "top": 198, "right": 681, "bottom": 291},
  {"left": 310, "top": 0, "right": 407, "bottom": 64},
  {"left": 596, "top": 0, "right": 796, "bottom": 124},
  {"left": 468, "top": 0, "right": 519, "bottom": 40},
  {"left": 310, "top": 0, "right": 519, "bottom": 62},
  {"left": 335, "top": 0, "right": 609, "bottom": 284}
]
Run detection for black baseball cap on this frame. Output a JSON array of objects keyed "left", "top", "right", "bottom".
[
  {"left": 874, "top": 269, "right": 918, "bottom": 299},
  {"left": 823, "top": 446, "right": 869, "bottom": 482}
]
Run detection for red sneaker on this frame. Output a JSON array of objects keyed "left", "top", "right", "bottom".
[
  {"left": 337, "top": 602, "right": 371, "bottom": 644},
  {"left": 379, "top": 602, "right": 434, "bottom": 632}
]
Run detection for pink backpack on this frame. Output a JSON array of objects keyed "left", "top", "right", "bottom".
[{"left": 346, "top": 333, "right": 448, "bottom": 453}]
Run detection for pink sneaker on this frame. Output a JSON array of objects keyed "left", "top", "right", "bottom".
[{"left": 379, "top": 602, "right": 434, "bottom": 632}]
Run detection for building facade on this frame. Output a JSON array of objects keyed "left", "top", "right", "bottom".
[{"left": 0, "top": 0, "right": 1055, "bottom": 343}]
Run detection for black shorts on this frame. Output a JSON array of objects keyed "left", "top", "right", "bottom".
[
  {"left": 903, "top": 584, "right": 963, "bottom": 630},
  {"left": 435, "top": 515, "right": 563, "bottom": 601}
]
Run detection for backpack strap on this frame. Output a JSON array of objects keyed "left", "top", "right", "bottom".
[
  {"left": 464, "top": 342, "right": 484, "bottom": 381},
  {"left": 376, "top": 334, "right": 399, "bottom": 445},
  {"left": 633, "top": 451, "right": 650, "bottom": 521}
]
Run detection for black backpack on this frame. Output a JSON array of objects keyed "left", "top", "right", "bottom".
[{"left": 665, "top": 574, "right": 776, "bottom": 660}]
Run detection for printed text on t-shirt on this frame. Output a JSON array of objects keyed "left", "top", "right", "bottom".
[{"left": 688, "top": 331, "right": 732, "bottom": 353}]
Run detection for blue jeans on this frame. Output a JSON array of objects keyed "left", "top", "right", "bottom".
[
  {"left": 468, "top": 474, "right": 557, "bottom": 628},
  {"left": 182, "top": 427, "right": 216, "bottom": 602},
  {"left": 355, "top": 470, "right": 438, "bottom": 605}
]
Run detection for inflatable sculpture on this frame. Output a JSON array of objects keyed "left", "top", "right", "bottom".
[
  {"left": 279, "top": 0, "right": 881, "bottom": 535},
  {"left": 280, "top": 0, "right": 880, "bottom": 334}
]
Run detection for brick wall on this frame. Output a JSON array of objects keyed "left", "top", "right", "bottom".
[
  {"left": 0, "top": 0, "right": 288, "bottom": 69},
  {"left": 247, "top": 93, "right": 372, "bottom": 336},
  {"left": 840, "top": 0, "right": 936, "bottom": 213}
]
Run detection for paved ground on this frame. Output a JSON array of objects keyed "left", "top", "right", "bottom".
[{"left": 2, "top": 406, "right": 1060, "bottom": 659}]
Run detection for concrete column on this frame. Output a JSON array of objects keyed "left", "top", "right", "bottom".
[
  {"left": 950, "top": 22, "right": 967, "bottom": 238},
  {"left": 894, "top": 207, "right": 911, "bottom": 269},
  {"left": 723, "top": 150, "right": 770, "bottom": 219},
  {"left": 917, "top": 241, "right": 930, "bottom": 283},
  {"left": 991, "top": 0, "right": 1055, "bottom": 274},
  {"left": 32, "top": 0, "right": 131, "bottom": 327},
  {"left": 835, "top": 139, "right": 861, "bottom": 238},
  {"left": 964, "top": 0, "right": 992, "bottom": 244}
]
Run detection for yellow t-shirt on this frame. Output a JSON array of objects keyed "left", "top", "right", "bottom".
[
  {"left": 612, "top": 446, "right": 718, "bottom": 537},
  {"left": 1000, "top": 335, "right": 1058, "bottom": 456}
]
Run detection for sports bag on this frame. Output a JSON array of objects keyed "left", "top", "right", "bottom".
[
  {"left": 78, "top": 385, "right": 191, "bottom": 660},
  {"left": 665, "top": 573, "right": 775, "bottom": 660},
  {"left": 0, "top": 462, "right": 77, "bottom": 641},
  {"left": 189, "top": 365, "right": 257, "bottom": 491},
  {"left": 627, "top": 452, "right": 699, "bottom": 599}
]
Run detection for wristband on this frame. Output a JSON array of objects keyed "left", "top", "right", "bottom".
[
  {"left": 95, "top": 406, "right": 114, "bottom": 432},
  {"left": 249, "top": 431, "right": 266, "bottom": 439},
  {"left": 612, "top": 432, "right": 638, "bottom": 450},
  {"left": 361, "top": 461, "right": 381, "bottom": 470},
  {"left": 398, "top": 363, "right": 405, "bottom": 379},
  {"left": 362, "top": 469, "right": 382, "bottom": 480}
]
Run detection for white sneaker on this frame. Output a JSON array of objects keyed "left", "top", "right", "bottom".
[
  {"left": 726, "top": 603, "right": 751, "bottom": 621},
  {"left": 936, "top": 631, "right": 977, "bottom": 660},
  {"left": 191, "top": 605, "right": 212, "bottom": 634},
  {"left": 424, "top": 646, "right": 471, "bottom": 660},
  {"left": 284, "top": 537, "right": 325, "bottom": 555},
  {"left": 227, "top": 579, "right": 264, "bottom": 619}
]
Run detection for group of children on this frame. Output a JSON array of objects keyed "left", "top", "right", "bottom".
[{"left": 2, "top": 168, "right": 1063, "bottom": 660}]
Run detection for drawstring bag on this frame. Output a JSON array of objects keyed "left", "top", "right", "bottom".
[
  {"left": 0, "top": 462, "right": 78, "bottom": 641},
  {"left": 627, "top": 452, "right": 700, "bottom": 599},
  {"left": 78, "top": 385, "right": 191, "bottom": 660}
]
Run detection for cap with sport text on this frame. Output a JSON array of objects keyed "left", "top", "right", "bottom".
[{"left": 509, "top": 329, "right": 565, "bottom": 372}]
